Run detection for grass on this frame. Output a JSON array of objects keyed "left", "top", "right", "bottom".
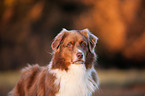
[
  {"left": 0, "top": 71, "right": 20, "bottom": 96},
  {"left": 98, "top": 69, "right": 145, "bottom": 87},
  {"left": 0, "top": 69, "right": 145, "bottom": 96},
  {"left": 95, "top": 69, "right": 145, "bottom": 96}
]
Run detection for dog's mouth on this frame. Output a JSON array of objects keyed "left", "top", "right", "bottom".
[{"left": 72, "top": 60, "right": 85, "bottom": 64}]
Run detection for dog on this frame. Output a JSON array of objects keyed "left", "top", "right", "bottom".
[{"left": 9, "top": 28, "right": 99, "bottom": 96}]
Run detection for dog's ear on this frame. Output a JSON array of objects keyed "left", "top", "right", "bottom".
[
  {"left": 51, "top": 28, "right": 67, "bottom": 50},
  {"left": 80, "top": 29, "right": 98, "bottom": 51}
]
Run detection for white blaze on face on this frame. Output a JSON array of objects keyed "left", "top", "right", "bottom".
[
  {"left": 78, "top": 49, "right": 85, "bottom": 61},
  {"left": 73, "top": 49, "right": 85, "bottom": 64}
]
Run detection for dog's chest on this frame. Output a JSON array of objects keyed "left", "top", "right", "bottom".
[{"left": 50, "top": 64, "right": 96, "bottom": 96}]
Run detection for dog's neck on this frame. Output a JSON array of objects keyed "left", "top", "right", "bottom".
[{"left": 48, "top": 63, "right": 98, "bottom": 96}]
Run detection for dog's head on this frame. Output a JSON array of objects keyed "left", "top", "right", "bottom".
[{"left": 51, "top": 28, "right": 98, "bottom": 71}]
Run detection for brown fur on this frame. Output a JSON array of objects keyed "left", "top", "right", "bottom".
[
  {"left": 51, "top": 29, "right": 97, "bottom": 70},
  {"left": 9, "top": 29, "right": 98, "bottom": 96},
  {"left": 9, "top": 65, "right": 59, "bottom": 96}
]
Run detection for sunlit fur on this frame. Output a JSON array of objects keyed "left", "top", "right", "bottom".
[{"left": 9, "top": 28, "right": 99, "bottom": 96}]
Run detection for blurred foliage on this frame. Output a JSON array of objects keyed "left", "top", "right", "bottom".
[{"left": 0, "top": 0, "right": 145, "bottom": 70}]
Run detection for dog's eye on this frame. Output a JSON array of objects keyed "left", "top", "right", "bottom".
[
  {"left": 67, "top": 42, "right": 73, "bottom": 47},
  {"left": 80, "top": 42, "right": 86, "bottom": 47}
]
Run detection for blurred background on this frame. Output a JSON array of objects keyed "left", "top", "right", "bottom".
[{"left": 0, "top": 0, "right": 145, "bottom": 96}]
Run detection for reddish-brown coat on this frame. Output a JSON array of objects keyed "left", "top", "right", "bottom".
[
  {"left": 9, "top": 65, "right": 59, "bottom": 96},
  {"left": 9, "top": 29, "right": 98, "bottom": 96}
]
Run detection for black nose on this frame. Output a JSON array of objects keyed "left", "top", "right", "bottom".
[{"left": 77, "top": 52, "right": 83, "bottom": 59}]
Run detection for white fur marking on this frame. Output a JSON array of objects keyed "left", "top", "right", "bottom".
[
  {"left": 73, "top": 49, "right": 85, "bottom": 63},
  {"left": 49, "top": 64, "right": 98, "bottom": 96},
  {"left": 78, "top": 49, "right": 85, "bottom": 61}
]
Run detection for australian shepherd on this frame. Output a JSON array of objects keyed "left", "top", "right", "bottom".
[{"left": 9, "top": 28, "right": 99, "bottom": 96}]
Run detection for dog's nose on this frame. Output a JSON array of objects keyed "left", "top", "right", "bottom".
[{"left": 76, "top": 52, "right": 83, "bottom": 59}]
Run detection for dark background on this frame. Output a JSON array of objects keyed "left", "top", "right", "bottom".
[
  {"left": 1, "top": 0, "right": 145, "bottom": 70},
  {"left": 0, "top": 0, "right": 145, "bottom": 96}
]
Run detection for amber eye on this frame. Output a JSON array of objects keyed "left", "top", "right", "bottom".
[
  {"left": 67, "top": 42, "right": 73, "bottom": 47},
  {"left": 80, "top": 42, "right": 86, "bottom": 47}
]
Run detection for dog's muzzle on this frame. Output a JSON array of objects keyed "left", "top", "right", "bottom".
[{"left": 72, "top": 52, "right": 85, "bottom": 64}]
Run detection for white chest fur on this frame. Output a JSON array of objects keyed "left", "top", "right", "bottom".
[{"left": 49, "top": 64, "right": 98, "bottom": 96}]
